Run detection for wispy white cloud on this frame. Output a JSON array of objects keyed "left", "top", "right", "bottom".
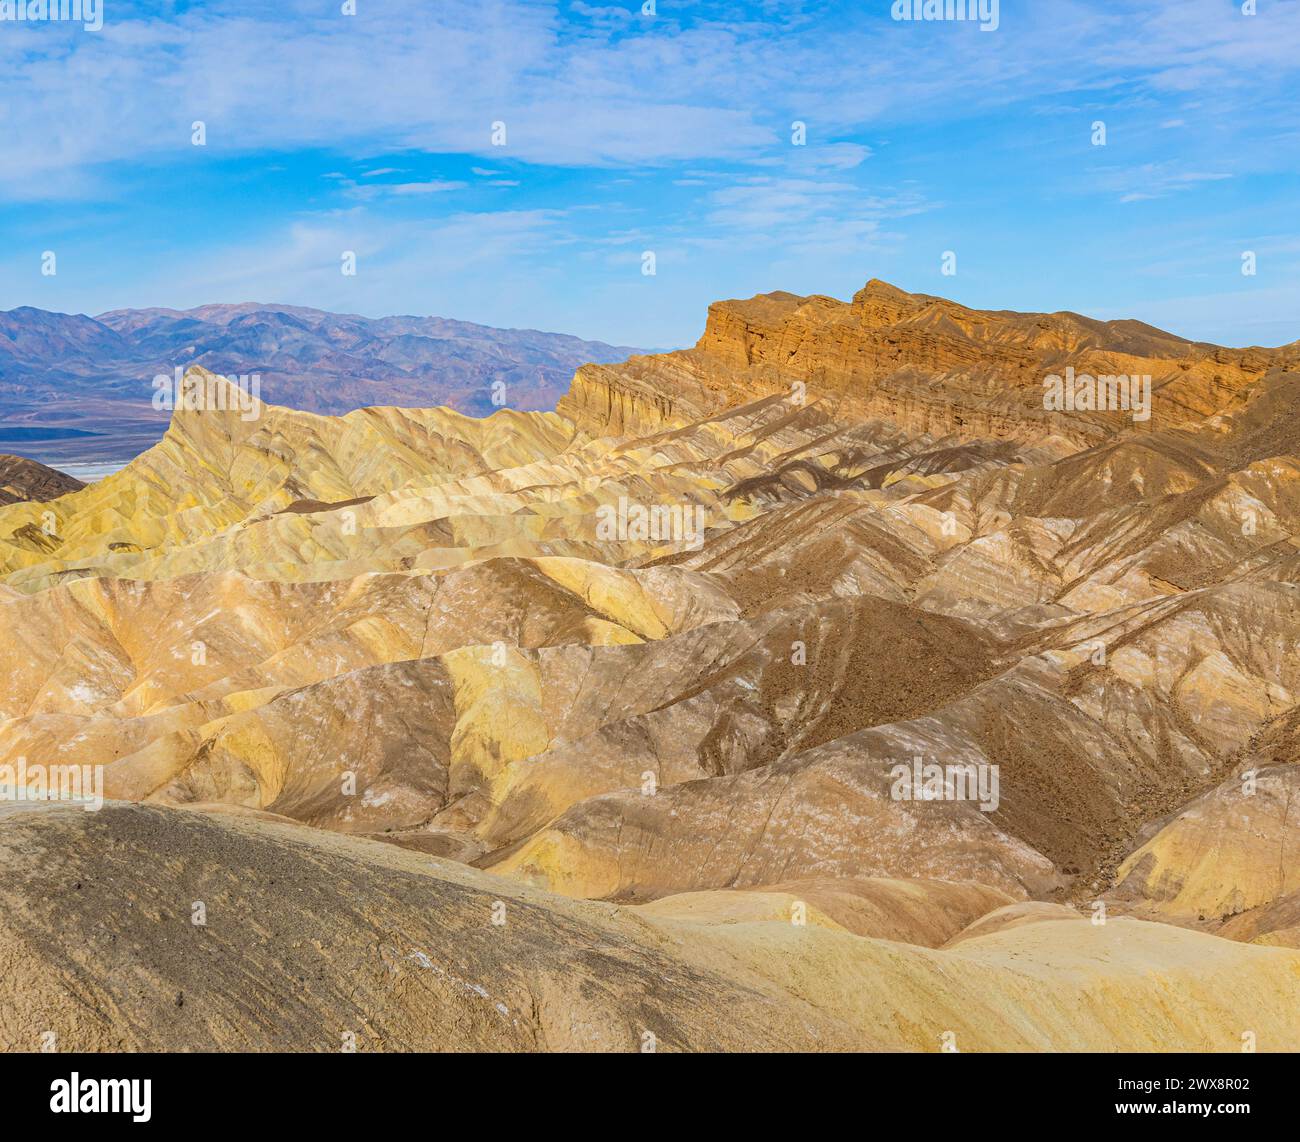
[
  {"left": 2, "top": 0, "right": 1297, "bottom": 200},
  {"left": 703, "top": 176, "right": 930, "bottom": 241},
  {"left": 122, "top": 207, "right": 570, "bottom": 317},
  {"left": 1108, "top": 165, "right": 1233, "bottom": 204},
  {"left": 1, "top": 0, "right": 1295, "bottom": 348}
]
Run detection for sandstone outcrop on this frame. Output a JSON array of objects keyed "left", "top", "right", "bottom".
[{"left": 560, "top": 280, "right": 1300, "bottom": 445}]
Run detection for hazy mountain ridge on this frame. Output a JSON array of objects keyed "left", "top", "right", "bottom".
[{"left": 0, "top": 302, "right": 642, "bottom": 465}]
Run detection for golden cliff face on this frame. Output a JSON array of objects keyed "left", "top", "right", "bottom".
[
  {"left": 560, "top": 279, "right": 1300, "bottom": 445},
  {"left": 3, "top": 283, "right": 1300, "bottom": 1052}
]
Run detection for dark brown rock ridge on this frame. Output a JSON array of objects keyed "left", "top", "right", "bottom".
[{"left": 0, "top": 454, "right": 84, "bottom": 506}]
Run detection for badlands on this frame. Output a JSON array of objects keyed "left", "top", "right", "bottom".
[{"left": 1, "top": 279, "right": 1298, "bottom": 1051}]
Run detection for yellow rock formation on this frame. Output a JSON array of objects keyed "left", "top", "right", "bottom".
[{"left": 2, "top": 283, "right": 1299, "bottom": 1051}]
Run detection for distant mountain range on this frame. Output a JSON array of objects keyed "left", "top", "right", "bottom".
[{"left": 0, "top": 303, "right": 642, "bottom": 466}]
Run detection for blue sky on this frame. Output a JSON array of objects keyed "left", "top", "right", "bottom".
[{"left": 0, "top": 0, "right": 1297, "bottom": 348}]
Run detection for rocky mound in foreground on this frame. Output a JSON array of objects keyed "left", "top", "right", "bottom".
[
  {"left": 3, "top": 802, "right": 1298, "bottom": 1052},
  {"left": 1, "top": 279, "right": 1297, "bottom": 1050}
]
